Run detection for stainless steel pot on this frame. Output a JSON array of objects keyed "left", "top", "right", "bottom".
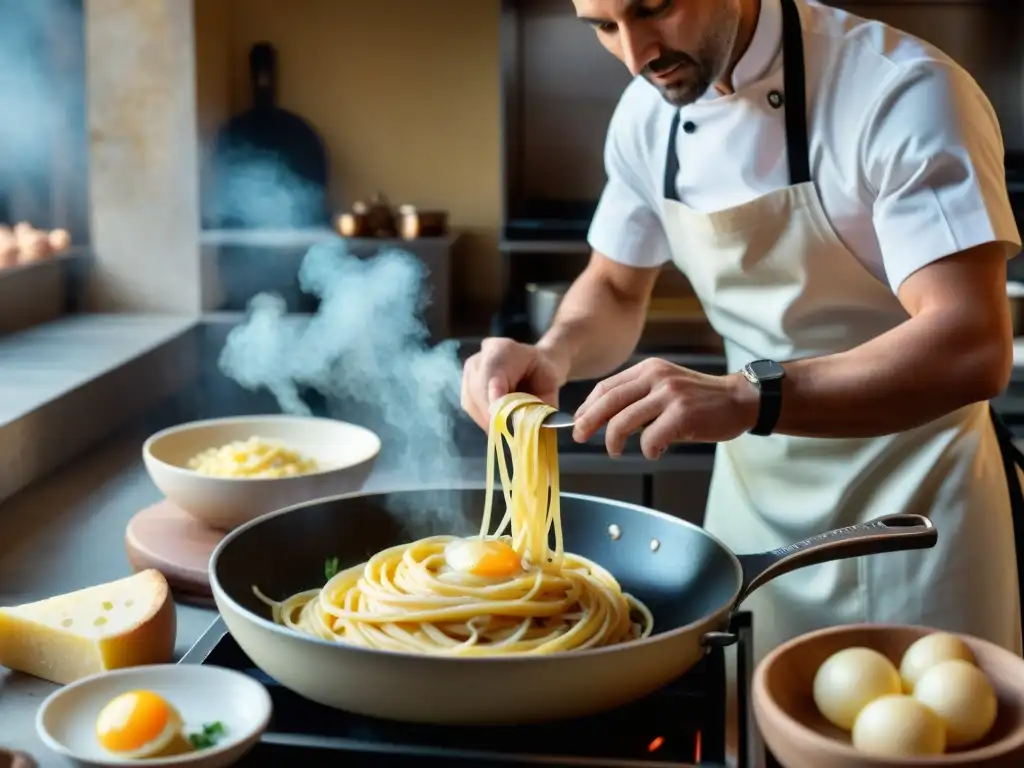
[
  {"left": 1008, "top": 281, "right": 1024, "bottom": 337},
  {"left": 525, "top": 282, "right": 570, "bottom": 339},
  {"left": 524, "top": 281, "right": 724, "bottom": 350}
]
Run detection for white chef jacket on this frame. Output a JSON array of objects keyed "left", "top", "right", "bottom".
[{"left": 588, "top": 0, "right": 1022, "bottom": 290}]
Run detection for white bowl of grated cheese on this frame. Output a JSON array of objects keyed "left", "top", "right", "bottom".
[{"left": 142, "top": 415, "right": 381, "bottom": 531}]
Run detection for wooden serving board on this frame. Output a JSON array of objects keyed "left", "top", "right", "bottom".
[
  {"left": 0, "top": 749, "right": 37, "bottom": 768},
  {"left": 125, "top": 500, "right": 224, "bottom": 606}
]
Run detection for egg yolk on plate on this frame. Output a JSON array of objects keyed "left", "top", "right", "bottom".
[
  {"left": 445, "top": 538, "right": 522, "bottom": 578},
  {"left": 95, "top": 689, "right": 184, "bottom": 758}
]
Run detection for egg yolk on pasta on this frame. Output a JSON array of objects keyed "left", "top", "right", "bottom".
[
  {"left": 445, "top": 539, "right": 522, "bottom": 578},
  {"left": 95, "top": 690, "right": 183, "bottom": 758}
]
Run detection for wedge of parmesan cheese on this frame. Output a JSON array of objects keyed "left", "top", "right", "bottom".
[{"left": 0, "top": 569, "right": 176, "bottom": 684}]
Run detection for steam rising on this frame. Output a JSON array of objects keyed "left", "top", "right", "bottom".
[
  {"left": 202, "top": 41, "right": 472, "bottom": 535},
  {"left": 209, "top": 149, "right": 323, "bottom": 229},
  {"left": 0, "top": 0, "right": 83, "bottom": 225},
  {"left": 218, "top": 239, "right": 471, "bottom": 535}
]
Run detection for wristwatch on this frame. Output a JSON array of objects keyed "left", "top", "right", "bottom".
[{"left": 742, "top": 359, "right": 785, "bottom": 436}]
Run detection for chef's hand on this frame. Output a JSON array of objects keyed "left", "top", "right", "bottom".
[
  {"left": 461, "top": 338, "right": 567, "bottom": 430},
  {"left": 572, "top": 358, "right": 759, "bottom": 459}
]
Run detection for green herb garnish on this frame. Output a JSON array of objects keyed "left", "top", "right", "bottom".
[
  {"left": 187, "top": 720, "right": 226, "bottom": 750},
  {"left": 324, "top": 556, "right": 339, "bottom": 581}
]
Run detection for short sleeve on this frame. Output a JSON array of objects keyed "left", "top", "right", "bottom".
[
  {"left": 862, "top": 61, "right": 1022, "bottom": 292},
  {"left": 587, "top": 88, "right": 672, "bottom": 268}
]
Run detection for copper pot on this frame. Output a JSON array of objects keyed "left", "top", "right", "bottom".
[
  {"left": 360, "top": 194, "right": 397, "bottom": 238},
  {"left": 334, "top": 212, "right": 369, "bottom": 238},
  {"left": 334, "top": 193, "right": 397, "bottom": 239},
  {"left": 398, "top": 205, "right": 448, "bottom": 240}
]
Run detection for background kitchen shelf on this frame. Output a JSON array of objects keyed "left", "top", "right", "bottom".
[
  {"left": 0, "top": 247, "right": 92, "bottom": 334},
  {"left": 200, "top": 229, "right": 458, "bottom": 250},
  {"left": 499, "top": 239, "right": 589, "bottom": 255},
  {"left": 200, "top": 231, "right": 459, "bottom": 339}
]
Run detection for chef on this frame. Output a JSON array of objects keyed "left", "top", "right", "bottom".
[{"left": 462, "top": 0, "right": 1024, "bottom": 666}]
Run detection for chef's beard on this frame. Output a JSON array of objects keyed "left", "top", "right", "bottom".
[{"left": 643, "top": 4, "right": 742, "bottom": 106}]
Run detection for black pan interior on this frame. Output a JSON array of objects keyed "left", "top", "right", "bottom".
[{"left": 213, "top": 489, "right": 740, "bottom": 635}]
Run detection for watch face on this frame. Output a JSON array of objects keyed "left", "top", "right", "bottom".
[{"left": 747, "top": 359, "right": 785, "bottom": 380}]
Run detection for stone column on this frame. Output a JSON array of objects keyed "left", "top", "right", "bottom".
[{"left": 83, "top": 0, "right": 202, "bottom": 313}]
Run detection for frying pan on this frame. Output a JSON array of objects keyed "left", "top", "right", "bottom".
[
  {"left": 209, "top": 488, "right": 936, "bottom": 725},
  {"left": 207, "top": 42, "right": 329, "bottom": 229}
]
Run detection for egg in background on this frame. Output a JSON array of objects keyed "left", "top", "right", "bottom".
[
  {"left": 444, "top": 538, "right": 523, "bottom": 578},
  {"left": 95, "top": 689, "right": 188, "bottom": 759},
  {"left": 899, "top": 632, "right": 975, "bottom": 692},
  {"left": 852, "top": 694, "right": 947, "bottom": 757},
  {"left": 913, "top": 659, "right": 997, "bottom": 747},
  {"left": 812, "top": 647, "right": 902, "bottom": 730}
]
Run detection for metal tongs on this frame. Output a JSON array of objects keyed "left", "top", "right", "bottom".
[
  {"left": 541, "top": 411, "right": 575, "bottom": 429},
  {"left": 488, "top": 400, "right": 576, "bottom": 430}
]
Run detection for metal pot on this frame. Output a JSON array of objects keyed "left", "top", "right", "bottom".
[
  {"left": 525, "top": 282, "right": 724, "bottom": 350},
  {"left": 1008, "top": 281, "right": 1024, "bottom": 337},
  {"left": 334, "top": 194, "right": 397, "bottom": 239},
  {"left": 210, "top": 488, "right": 936, "bottom": 726},
  {"left": 398, "top": 205, "right": 448, "bottom": 240},
  {"left": 525, "top": 282, "right": 571, "bottom": 339}
]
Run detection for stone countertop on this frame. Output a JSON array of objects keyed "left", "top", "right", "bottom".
[
  {"left": 4, "top": 339, "right": 1024, "bottom": 763},
  {"left": 0, "top": 425, "right": 215, "bottom": 763}
]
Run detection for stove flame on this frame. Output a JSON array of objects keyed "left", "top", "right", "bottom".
[{"left": 647, "top": 735, "right": 664, "bottom": 752}]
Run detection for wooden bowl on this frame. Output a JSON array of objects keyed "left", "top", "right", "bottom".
[
  {"left": 0, "top": 749, "right": 36, "bottom": 768},
  {"left": 754, "top": 624, "right": 1024, "bottom": 768}
]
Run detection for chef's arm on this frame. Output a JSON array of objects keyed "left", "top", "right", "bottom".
[
  {"left": 536, "top": 251, "right": 661, "bottom": 383},
  {"left": 749, "top": 241, "right": 1014, "bottom": 438}
]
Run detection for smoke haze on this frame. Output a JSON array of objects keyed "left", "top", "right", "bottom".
[
  {"left": 0, "top": 0, "right": 84, "bottom": 227},
  {"left": 218, "top": 239, "right": 471, "bottom": 536},
  {"left": 208, "top": 148, "right": 324, "bottom": 229}
]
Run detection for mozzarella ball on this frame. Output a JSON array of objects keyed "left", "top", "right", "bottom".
[
  {"left": 899, "top": 632, "right": 975, "bottom": 693},
  {"left": 812, "top": 647, "right": 902, "bottom": 730},
  {"left": 852, "top": 694, "right": 947, "bottom": 757},
  {"left": 913, "top": 659, "right": 997, "bottom": 748}
]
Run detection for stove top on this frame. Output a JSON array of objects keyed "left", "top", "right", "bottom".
[{"left": 180, "top": 613, "right": 761, "bottom": 767}]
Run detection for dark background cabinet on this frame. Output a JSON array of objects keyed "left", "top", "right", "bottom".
[{"left": 494, "top": 0, "right": 1024, "bottom": 333}]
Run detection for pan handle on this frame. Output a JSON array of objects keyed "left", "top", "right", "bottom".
[
  {"left": 702, "top": 513, "right": 936, "bottom": 651},
  {"left": 735, "top": 512, "right": 936, "bottom": 606},
  {"left": 250, "top": 42, "right": 277, "bottom": 109}
]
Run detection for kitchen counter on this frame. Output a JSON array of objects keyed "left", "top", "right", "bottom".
[
  {"left": 0, "top": 388, "right": 714, "bottom": 764},
  {"left": 0, "top": 420, "right": 215, "bottom": 762},
  {"left": 5, "top": 334, "right": 1024, "bottom": 764}
]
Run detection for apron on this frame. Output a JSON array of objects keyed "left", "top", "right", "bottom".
[{"left": 660, "top": 0, "right": 1024, "bottom": 665}]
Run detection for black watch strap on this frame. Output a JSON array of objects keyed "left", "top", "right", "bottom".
[
  {"left": 744, "top": 360, "right": 785, "bottom": 437},
  {"left": 751, "top": 379, "right": 782, "bottom": 436}
]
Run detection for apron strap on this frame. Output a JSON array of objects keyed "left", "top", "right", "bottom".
[
  {"left": 662, "top": 0, "right": 811, "bottom": 201},
  {"left": 989, "top": 405, "right": 1024, "bottom": 645},
  {"left": 779, "top": 0, "right": 811, "bottom": 185},
  {"left": 663, "top": 111, "right": 683, "bottom": 202}
]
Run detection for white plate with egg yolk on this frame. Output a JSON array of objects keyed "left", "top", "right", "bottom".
[{"left": 35, "top": 664, "right": 271, "bottom": 767}]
